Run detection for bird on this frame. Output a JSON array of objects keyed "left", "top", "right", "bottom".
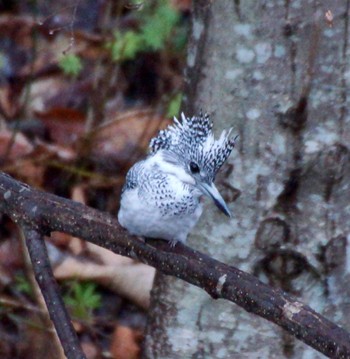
[{"left": 118, "top": 111, "right": 236, "bottom": 246}]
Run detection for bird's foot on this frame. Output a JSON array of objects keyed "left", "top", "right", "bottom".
[{"left": 169, "top": 238, "right": 178, "bottom": 247}]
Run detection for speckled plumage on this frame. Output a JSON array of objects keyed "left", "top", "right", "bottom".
[{"left": 118, "top": 111, "right": 236, "bottom": 245}]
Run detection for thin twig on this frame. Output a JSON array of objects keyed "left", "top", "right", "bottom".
[
  {"left": 22, "top": 225, "right": 86, "bottom": 359},
  {"left": 19, "top": 228, "right": 65, "bottom": 357}
]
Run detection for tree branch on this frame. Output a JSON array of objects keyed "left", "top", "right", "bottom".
[
  {"left": 23, "top": 225, "right": 86, "bottom": 359},
  {"left": 0, "top": 171, "right": 349, "bottom": 358}
]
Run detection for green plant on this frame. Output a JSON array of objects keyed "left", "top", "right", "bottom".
[
  {"left": 110, "top": 31, "right": 143, "bottom": 61},
  {"left": 14, "top": 273, "right": 33, "bottom": 297},
  {"left": 108, "top": 0, "right": 183, "bottom": 62},
  {"left": 59, "top": 54, "right": 83, "bottom": 77},
  {"left": 63, "top": 280, "right": 101, "bottom": 320},
  {"left": 140, "top": 1, "right": 180, "bottom": 50},
  {"left": 167, "top": 92, "right": 182, "bottom": 118}
]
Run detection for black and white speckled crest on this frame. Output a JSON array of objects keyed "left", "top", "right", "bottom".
[{"left": 150, "top": 111, "right": 236, "bottom": 180}]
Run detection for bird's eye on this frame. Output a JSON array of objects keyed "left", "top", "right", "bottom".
[{"left": 189, "top": 161, "right": 200, "bottom": 174}]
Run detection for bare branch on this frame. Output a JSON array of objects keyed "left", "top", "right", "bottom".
[
  {"left": 1, "top": 172, "right": 350, "bottom": 358},
  {"left": 23, "top": 225, "right": 86, "bottom": 359}
]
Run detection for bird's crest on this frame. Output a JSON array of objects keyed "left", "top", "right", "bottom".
[{"left": 150, "top": 111, "right": 236, "bottom": 179}]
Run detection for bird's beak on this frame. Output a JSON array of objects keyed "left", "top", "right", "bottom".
[{"left": 197, "top": 182, "right": 231, "bottom": 217}]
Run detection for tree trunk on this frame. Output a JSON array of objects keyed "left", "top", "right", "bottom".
[{"left": 144, "top": 1, "right": 350, "bottom": 358}]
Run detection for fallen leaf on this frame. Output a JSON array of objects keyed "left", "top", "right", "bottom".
[
  {"left": 88, "top": 109, "right": 170, "bottom": 170},
  {"left": 53, "top": 251, "right": 154, "bottom": 309},
  {"left": 35, "top": 107, "right": 86, "bottom": 145},
  {"left": 110, "top": 325, "right": 142, "bottom": 359}
]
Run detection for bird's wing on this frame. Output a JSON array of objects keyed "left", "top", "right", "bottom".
[{"left": 121, "top": 161, "right": 145, "bottom": 193}]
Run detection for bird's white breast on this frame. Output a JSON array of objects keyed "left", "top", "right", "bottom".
[{"left": 118, "top": 154, "right": 203, "bottom": 244}]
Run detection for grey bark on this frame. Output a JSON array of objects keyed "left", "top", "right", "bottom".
[{"left": 144, "top": 1, "right": 350, "bottom": 358}]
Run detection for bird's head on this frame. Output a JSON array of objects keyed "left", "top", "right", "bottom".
[{"left": 150, "top": 111, "right": 236, "bottom": 217}]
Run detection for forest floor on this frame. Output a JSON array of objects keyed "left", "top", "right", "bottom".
[{"left": 0, "top": 1, "right": 190, "bottom": 357}]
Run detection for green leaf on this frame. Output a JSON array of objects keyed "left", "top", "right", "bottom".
[
  {"left": 107, "top": 0, "right": 182, "bottom": 62},
  {"left": 63, "top": 280, "right": 101, "bottom": 320},
  {"left": 110, "top": 31, "right": 144, "bottom": 61},
  {"left": 59, "top": 54, "right": 83, "bottom": 77},
  {"left": 167, "top": 92, "right": 183, "bottom": 118},
  {"left": 14, "top": 273, "right": 33, "bottom": 296},
  {"left": 141, "top": 2, "right": 180, "bottom": 50}
]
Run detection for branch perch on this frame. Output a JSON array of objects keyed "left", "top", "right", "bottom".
[{"left": 0, "top": 172, "right": 349, "bottom": 358}]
